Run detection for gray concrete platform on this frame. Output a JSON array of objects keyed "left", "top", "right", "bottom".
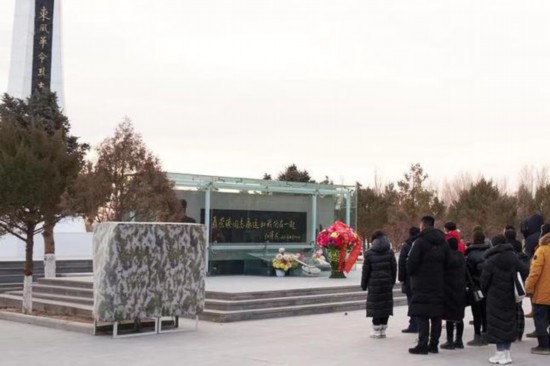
[
  {"left": 64, "top": 269, "right": 364, "bottom": 292},
  {"left": 0, "top": 302, "right": 544, "bottom": 366}
]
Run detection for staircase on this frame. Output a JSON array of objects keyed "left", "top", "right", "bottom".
[
  {"left": 0, "top": 260, "right": 93, "bottom": 293},
  {"left": 0, "top": 278, "right": 407, "bottom": 325}
]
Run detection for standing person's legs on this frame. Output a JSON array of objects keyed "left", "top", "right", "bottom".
[
  {"left": 379, "top": 316, "right": 389, "bottom": 338},
  {"left": 531, "top": 304, "right": 550, "bottom": 354},
  {"left": 455, "top": 320, "right": 465, "bottom": 348},
  {"left": 480, "top": 299, "right": 488, "bottom": 334},
  {"left": 371, "top": 317, "right": 382, "bottom": 338},
  {"left": 409, "top": 317, "right": 429, "bottom": 354},
  {"left": 428, "top": 316, "right": 442, "bottom": 352},
  {"left": 441, "top": 321, "right": 455, "bottom": 349},
  {"left": 468, "top": 302, "right": 485, "bottom": 346},
  {"left": 403, "top": 290, "right": 417, "bottom": 332}
]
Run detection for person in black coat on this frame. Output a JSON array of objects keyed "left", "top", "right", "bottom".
[
  {"left": 465, "top": 230, "right": 490, "bottom": 346},
  {"left": 361, "top": 231, "right": 397, "bottom": 339},
  {"left": 407, "top": 216, "right": 450, "bottom": 355},
  {"left": 521, "top": 214, "right": 544, "bottom": 259},
  {"left": 507, "top": 227, "right": 530, "bottom": 341},
  {"left": 441, "top": 237, "right": 466, "bottom": 350},
  {"left": 480, "top": 235, "right": 529, "bottom": 365},
  {"left": 398, "top": 226, "right": 420, "bottom": 333}
]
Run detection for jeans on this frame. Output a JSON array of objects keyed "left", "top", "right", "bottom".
[
  {"left": 496, "top": 342, "right": 511, "bottom": 351},
  {"left": 417, "top": 316, "right": 442, "bottom": 348},
  {"left": 533, "top": 304, "right": 550, "bottom": 348}
]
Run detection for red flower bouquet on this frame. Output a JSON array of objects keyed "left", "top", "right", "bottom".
[{"left": 316, "top": 221, "right": 362, "bottom": 278}]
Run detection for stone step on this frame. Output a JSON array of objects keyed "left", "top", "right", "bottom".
[
  {"left": 0, "top": 294, "right": 93, "bottom": 319},
  {"left": 32, "top": 284, "right": 94, "bottom": 298},
  {"left": 205, "top": 290, "right": 402, "bottom": 311},
  {"left": 200, "top": 297, "right": 408, "bottom": 323},
  {"left": 7, "top": 291, "right": 93, "bottom": 306},
  {"left": 206, "top": 285, "right": 363, "bottom": 300},
  {"left": 0, "top": 283, "right": 23, "bottom": 293},
  {"left": 37, "top": 278, "right": 93, "bottom": 289}
]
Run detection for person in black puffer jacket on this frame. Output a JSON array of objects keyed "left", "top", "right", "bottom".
[
  {"left": 441, "top": 237, "right": 466, "bottom": 350},
  {"left": 361, "top": 230, "right": 397, "bottom": 339},
  {"left": 521, "top": 214, "right": 544, "bottom": 259},
  {"left": 507, "top": 227, "right": 530, "bottom": 341},
  {"left": 407, "top": 216, "right": 450, "bottom": 355},
  {"left": 481, "top": 235, "right": 528, "bottom": 365},
  {"left": 465, "top": 230, "right": 490, "bottom": 346},
  {"left": 398, "top": 226, "right": 420, "bottom": 333}
]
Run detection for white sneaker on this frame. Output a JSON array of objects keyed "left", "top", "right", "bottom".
[
  {"left": 489, "top": 351, "right": 511, "bottom": 365},
  {"left": 504, "top": 350, "right": 512, "bottom": 364},
  {"left": 380, "top": 325, "right": 387, "bottom": 338},
  {"left": 370, "top": 325, "right": 381, "bottom": 338}
]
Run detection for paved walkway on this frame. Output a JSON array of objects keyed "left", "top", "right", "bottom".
[{"left": 0, "top": 303, "right": 544, "bottom": 365}]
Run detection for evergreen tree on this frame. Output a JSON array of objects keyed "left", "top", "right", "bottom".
[{"left": 0, "top": 92, "right": 85, "bottom": 313}]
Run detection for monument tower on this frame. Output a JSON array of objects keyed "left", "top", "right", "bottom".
[{"left": 8, "top": 0, "right": 64, "bottom": 108}]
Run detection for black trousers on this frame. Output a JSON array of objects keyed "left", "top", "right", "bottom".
[
  {"left": 471, "top": 299, "right": 487, "bottom": 335},
  {"left": 446, "top": 320, "right": 464, "bottom": 342},
  {"left": 417, "top": 316, "right": 442, "bottom": 348},
  {"left": 372, "top": 316, "right": 389, "bottom": 326}
]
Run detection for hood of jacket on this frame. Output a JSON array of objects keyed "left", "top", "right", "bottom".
[
  {"left": 466, "top": 243, "right": 491, "bottom": 254},
  {"left": 418, "top": 227, "right": 446, "bottom": 246},
  {"left": 371, "top": 235, "right": 391, "bottom": 253},
  {"left": 484, "top": 243, "right": 516, "bottom": 269},
  {"left": 540, "top": 233, "right": 550, "bottom": 246},
  {"left": 523, "top": 214, "right": 544, "bottom": 237}
]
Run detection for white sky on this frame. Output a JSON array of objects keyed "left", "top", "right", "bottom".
[{"left": 1, "top": 0, "right": 550, "bottom": 188}]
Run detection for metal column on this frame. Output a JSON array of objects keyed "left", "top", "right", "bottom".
[
  {"left": 345, "top": 191, "right": 351, "bottom": 226},
  {"left": 204, "top": 187, "right": 211, "bottom": 275},
  {"left": 311, "top": 194, "right": 318, "bottom": 244}
]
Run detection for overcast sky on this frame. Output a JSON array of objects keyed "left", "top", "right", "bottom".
[{"left": 1, "top": 0, "right": 549, "bottom": 188}]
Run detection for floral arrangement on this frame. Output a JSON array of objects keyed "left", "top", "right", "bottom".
[
  {"left": 272, "top": 248, "right": 302, "bottom": 272},
  {"left": 316, "top": 221, "right": 362, "bottom": 278},
  {"left": 312, "top": 249, "right": 329, "bottom": 266}
]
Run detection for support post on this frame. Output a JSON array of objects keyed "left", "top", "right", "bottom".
[
  {"left": 345, "top": 191, "right": 351, "bottom": 226},
  {"left": 311, "top": 194, "right": 318, "bottom": 245},
  {"left": 204, "top": 187, "right": 212, "bottom": 275}
]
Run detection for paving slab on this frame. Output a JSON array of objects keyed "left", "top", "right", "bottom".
[{"left": 0, "top": 301, "right": 543, "bottom": 366}]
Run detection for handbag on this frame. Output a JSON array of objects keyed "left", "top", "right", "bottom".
[
  {"left": 466, "top": 266, "right": 484, "bottom": 303},
  {"left": 514, "top": 272, "right": 526, "bottom": 303}
]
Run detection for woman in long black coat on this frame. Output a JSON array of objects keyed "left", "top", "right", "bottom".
[
  {"left": 442, "top": 237, "right": 466, "bottom": 349},
  {"left": 361, "top": 231, "right": 397, "bottom": 339},
  {"left": 480, "top": 235, "right": 528, "bottom": 365}
]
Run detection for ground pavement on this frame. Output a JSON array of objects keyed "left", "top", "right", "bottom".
[{"left": 0, "top": 302, "right": 545, "bottom": 366}]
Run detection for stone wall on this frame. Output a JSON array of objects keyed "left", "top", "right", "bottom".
[{"left": 93, "top": 222, "right": 206, "bottom": 322}]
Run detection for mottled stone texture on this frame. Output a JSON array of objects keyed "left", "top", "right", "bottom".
[{"left": 92, "top": 223, "right": 207, "bottom": 322}]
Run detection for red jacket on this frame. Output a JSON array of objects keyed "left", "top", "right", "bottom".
[{"left": 445, "top": 230, "right": 466, "bottom": 255}]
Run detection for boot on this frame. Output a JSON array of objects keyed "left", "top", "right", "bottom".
[
  {"left": 454, "top": 338, "right": 464, "bottom": 349},
  {"left": 408, "top": 345, "right": 428, "bottom": 355},
  {"left": 440, "top": 341, "right": 455, "bottom": 350},
  {"left": 467, "top": 334, "right": 485, "bottom": 346},
  {"left": 379, "top": 325, "right": 387, "bottom": 338},
  {"left": 370, "top": 325, "right": 382, "bottom": 339},
  {"left": 488, "top": 351, "right": 507, "bottom": 364},
  {"left": 480, "top": 332, "right": 489, "bottom": 345}
]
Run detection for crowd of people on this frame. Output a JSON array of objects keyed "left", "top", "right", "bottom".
[{"left": 360, "top": 214, "right": 550, "bottom": 365}]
